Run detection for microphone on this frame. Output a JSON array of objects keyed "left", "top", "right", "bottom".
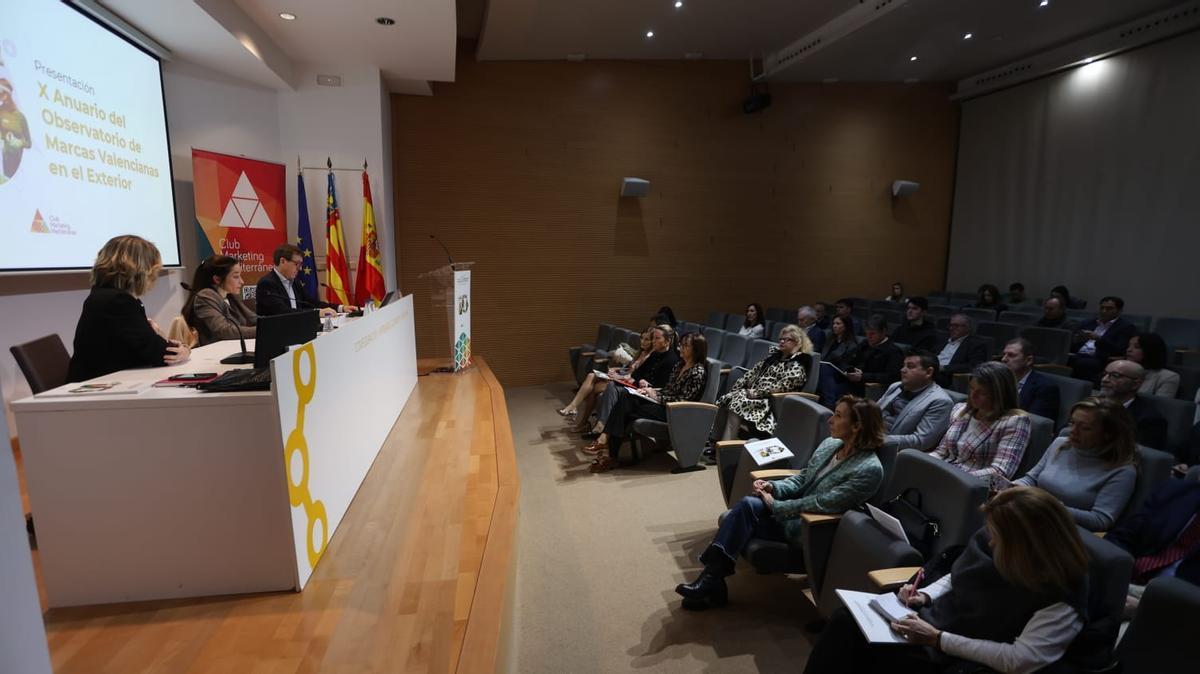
[
  {"left": 218, "top": 293, "right": 255, "bottom": 365},
  {"left": 430, "top": 234, "right": 453, "bottom": 264}
]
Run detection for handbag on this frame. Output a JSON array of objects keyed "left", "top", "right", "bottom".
[{"left": 880, "top": 487, "right": 941, "bottom": 560}]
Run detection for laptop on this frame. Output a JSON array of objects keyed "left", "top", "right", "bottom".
[{"left": 200, "top": 310, "right": 321, "bottom": 392}]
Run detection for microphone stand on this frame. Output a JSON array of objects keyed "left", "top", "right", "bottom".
[{"left": 219, "top": 295, "right": 255, "bottom": 365}]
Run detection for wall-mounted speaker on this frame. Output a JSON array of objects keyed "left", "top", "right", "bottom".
[
  {"left": 620, "top": 177, "right": 650, "bottom": 197},
  {"left": 891, "top": 180, "right": 921, "bottom": 197}
]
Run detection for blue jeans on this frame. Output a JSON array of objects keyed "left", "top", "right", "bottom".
[{"left": 707, "top": 495, "right": 788, "bottom": 566}]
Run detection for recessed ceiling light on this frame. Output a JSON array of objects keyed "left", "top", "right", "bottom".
[
  {"left": 909, "top": 56, "right": 918, "bottom": 61},
  {"left": 376, "top": 17, "right": 396, "bottom": 26},
  {"left": 279, "top": 12, "right": 296, "bottom": 21},
  {"left": 963, "top": 32, "right": 973, "bottom": 40},
  {"left": 1039, "top": 0, "right": 1049, "bottom": 7},
  {"left": 675, "top": 1, "right": 683, "bottom": 7},
  {"left": 646, "top": 30, "right": 655, "bottom": 38}
]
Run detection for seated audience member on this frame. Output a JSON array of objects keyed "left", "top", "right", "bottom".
[
  {"left": 890, "top": 297, "right": 937, "bottom": 351},
  {"left": 1051, "top": 284, "right": 1086, "bottom": 310},
  {"left": 582, "top": 325, "right": 679, "bottom": 450},
  {"left": 588, "top": 333, "right": 708, "bottom": 472},
  {"left": 711, "top": 325, "right": 811, "bottom": 441},
  {"left": 931, "top": 362, "right": 1031, "bottom": 487},
  {"left": 739, "top": 303, "right": 765, "bottom": 339},
  {"left": 1011, "top": 398, "right": 1138, "bottom": 532},
  {"left": 1071, "top": 296, "right": 1137, "bottom": 383},
  {"left": 1000, "top": 337, "right": 1060, "bottom": 420},
  {"left": 813, "top": 301, "right": 831, "bottom": 330},
  {"left": 875, "top": 350, "right": 954, "bottom": 452},
  {"left": 796, "top": 305, "right": 826, "bottom": 352},
  {"left": 821, "top": 315, "right": 859, "bottom": 370},
  {"left": 256, "top": 243, "right": 356, "bottom": 316},
  {"left": 970, "top": 283, "right": 1008, "bottom": 317},
  {"left": 804, "top": 487, "right": 1089, "bottom": 674},
  {"left": 1099, "top": 360, "right": 1168, "bottom": 450},
  {"left": 930, "top": 314, "right": 990, "bottom": 388},
  {"left": 1126, "top": 332, "right": 1180, "bottom": 398},
  {"left": 884, "top": 281, "right": 906, "bottom": 304},
  {"left": 845, "top": 315, "right": 904, "bottom": 396},
  {"left": 834, "top": 298, "right": 855, "bottom": 322},
  {"left": 68, "top": 235, "right": 191, "bottom": 382},
  {"left": 1006, "top": 282, "right": 1027, "bottom": 305},
  {"left": 654, "top": 305, "right": 678, "bottom": 329},
  {"left": 676, "top": 396, "right": 885, "bottom": 610},
  {"left": 182, "top": 255, "right": 256, "bottom": 346},
  {"left": 559, "top": 329, "right": 652, "bottom": 421},
  {"left": 1107, "top": 475, "right": 1200, "bottom": 611},
  {"left": 1036, "top": 296, "right": 1076, "bottom": 330}
]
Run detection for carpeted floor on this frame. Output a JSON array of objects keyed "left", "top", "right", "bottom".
[{"left": 506, "top": 383, "right": 821, "bottom": 673}]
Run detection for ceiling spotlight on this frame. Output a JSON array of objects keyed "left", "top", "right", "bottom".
[
  {"left": 279, "top": 12, "right": 296, "bottom": 21},
  {"left": 963, "top": 32, "right": 973, "bottom": 40},
  {"left": 646, "top": 30, "right": 655, "bottom": 38},
  {"left": 1039, "top": 0, "right": 1049, "bottom": 6},
  {"left": 376, "top": 17, "right": 396, "bottom": 25},
  {"left": 909, "top": 56, "right": 918, "bottom": 61},
  {"left": 675, "top": 1, "right": 683, "bottom": 7}
]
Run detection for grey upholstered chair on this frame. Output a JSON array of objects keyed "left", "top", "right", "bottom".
[
  {"left": 1116, "top": 577, "right": 1200, "bottom": 674},
  {"left": 716, "top": 395, "right": 831, "bottom": 507},
  {"left": 1039, "top": 371, "right": 1094, "bottom": 431},
  {"left": 705, "top": 311, "right": 727, "bottom": 328},
  {"left": 723, "top": 313, "right": 745, "bottom": 333},
  {"left": 975, "top": 320, "right": 1018, "bottom": 347},
  {"left": 717, "top": 333, "right": 749, "bottom": 370},
  {"left": 1112, "top": 445, "right": 1175, "bottom": 529},
  {"left": 1013, "top": 412, "right": 1056, "bottom": 479},
  {"left": 10, "top": 334, "right": 71, "bottom": 394},
  {"left": 1134, "top": 394, "right": 1196, "bottom": 456},
  {"left": 628, "top": 357, "right": 722, "bottom": 473},
  {"left": 1020, "top": 326, "right": 1073, "bottom": 365}
]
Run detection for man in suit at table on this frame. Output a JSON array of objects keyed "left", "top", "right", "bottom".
[
  {"left": 1100, "top": 359, "right": 1169, "bottom": 450},
  {"left": 1001, "top": 337, "right": 1060, "bottom": 420},
  {"left": 796, "top": 305, "right": 826, "bottom": 352},
  {"left": 256, "top": 243, "right": 357, "bottom": 317},
  {"left": 930, "top": 313, "right": 990, "bottom": 388},
  {"left": 1070, "top": 296, "right": 1137, "bottom": 383},
  {"left": 876, "top": 350, "right": 954, "bottom": 451}
]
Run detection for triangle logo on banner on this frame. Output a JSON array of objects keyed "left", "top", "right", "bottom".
[{"left": 219, "top": 172, "right": 276, "bottom": 230}]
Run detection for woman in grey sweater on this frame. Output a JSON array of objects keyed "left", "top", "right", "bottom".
[{"left": 1012, "top": 397, "right": 1138, "bottom": 532}]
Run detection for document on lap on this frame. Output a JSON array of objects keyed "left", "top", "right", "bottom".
[{"left": 836, "top": 589, "right": 908, "bottom": 644}]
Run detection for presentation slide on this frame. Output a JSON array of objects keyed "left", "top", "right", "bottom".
[{"left": 0, "top": 0, "right": 178, "bottom": 271}]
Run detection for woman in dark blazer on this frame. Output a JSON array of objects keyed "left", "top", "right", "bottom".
[
  {"left": 183, "top": 255, "right": 257, "bottom": 346},
  {"left": 68, "top": 235, "right": 190, "bottom": 382}
]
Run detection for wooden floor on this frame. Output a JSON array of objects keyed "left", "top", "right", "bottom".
[{"left": 19, "top": 356, "right": 518, "bottom": 673}]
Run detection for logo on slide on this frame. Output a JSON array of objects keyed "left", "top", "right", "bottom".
[
  {"left": 219, "top": 172, "right": 277, "bottom": 230},
  {"left": 30, "top": 209, "right": 48, "bottom": 233}
]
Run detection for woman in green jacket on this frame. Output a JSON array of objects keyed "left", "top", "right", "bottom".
[{"left": 676, "top": 395, "right": 886, "bottom": 610}]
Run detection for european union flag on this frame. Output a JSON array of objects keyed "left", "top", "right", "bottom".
[{"left": 295, "top": 172, "right": 319, "bottom": 303}]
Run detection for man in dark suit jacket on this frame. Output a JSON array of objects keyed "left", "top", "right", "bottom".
[
  {"left": 797, "top": 305, "right": 826, "bottom": 352},
  {"left": 1100, "top": 359, "right": 1169, "bottom": 450},
  {"left": 846, "top": 314, "right": 904, "bottom": 396},
  {"left": 1071, "top": 296, "right": 1137, "bottom": 383},
  {"left": 889, "top": 297, "right": 937, "bottom": 351},
  {"left": 256, "top": 243, "right": 357, "bottom": 317},
  {"left": 1001, "top": 337, "right": 1060, "bottom": 420},
  {"left": 1106, "top": 478, "right": 1200, "bottom": 588},
  {"left": 930, "top": 313, "right": 990, "bottom": 388}
]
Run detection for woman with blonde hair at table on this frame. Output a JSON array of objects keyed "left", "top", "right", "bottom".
[{"left": 68, "top": 235, "right": 191, "bottom": 382}]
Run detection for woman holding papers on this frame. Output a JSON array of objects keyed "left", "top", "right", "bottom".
[
  {"left": 711, "top": 324, "right": 812, "bottom": 441},
  {"left": 558, "top": 329, "right": 652, "bottom": 420},
  {"left": 587, "top": 332, "right": 708, "bottom": 473},
  {"left": 68, "top": 235, "right": 190, "bottom": 382},
  {"left": 804, "top": 486, "right": 1090, "bottom": 674},
  {"left": 182, "top": 255, "right": 257, "bottom": 346},
  {"left": 675, "top": 396, "right": 885, "bottom": 609},
  {"left": 1009, "top": 397, "right": 1138, "bottom": 532}
]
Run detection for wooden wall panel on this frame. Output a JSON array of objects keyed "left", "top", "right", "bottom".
[{"left": 392, "top": 58, "right": 959, "bottom": 387}]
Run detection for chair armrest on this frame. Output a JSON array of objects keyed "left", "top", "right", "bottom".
[
  {"left": 581, "top": 351, "right": 596, "bottom": 357},
  {"left": 666, "top": 401, "right": 718, "bottom": 412},
  {"left": 800, "top": 512, "right": 842, "bottom": 525},
  {"left": 751, "top": 468, "right": 802, "bottom": 480},
  {"left": 770, "top": 392, "right": 800, "bottom": 401},
  {"left": 1094, "top": 531, "right": 1107, "bottom": 538},
  {"left": 797, "top": 392, "right": 819, "bottom": 401},
  {"left": 868, "top": 566, "right": 923, "bottom": 592},
  {"left": 720, "top": 367, "right": 732, "bottom": 375},
  {"left": 715, "top": 439, "right": 746, "bottom": 451}
]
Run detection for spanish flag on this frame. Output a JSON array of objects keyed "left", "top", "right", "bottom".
[
  {"left": 354, "top": 171, "right": 386, "bottom": 305},
  {"left": 324, "top": 171, "right": 352, "bottom": 306}
]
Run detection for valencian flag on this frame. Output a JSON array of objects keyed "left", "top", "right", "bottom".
[
  {"left": 324, "top": 171, "right": 352, "bottom": 306},
  {"left": 354, "top": 171, "right": 386, "bottom": 305},
  {"left": 295, "top": 172, "right": 319, "bottom": 302}
]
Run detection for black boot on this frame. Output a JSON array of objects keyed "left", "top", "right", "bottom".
[{"left": 674, "top": 546, "right": 734, "bottom": 609}]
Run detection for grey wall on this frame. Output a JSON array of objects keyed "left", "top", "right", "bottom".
[{"left": 946, "top": 29, "right": 1200, "bottom": 319}]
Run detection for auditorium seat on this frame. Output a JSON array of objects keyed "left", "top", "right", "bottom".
[
  {"left": 716, "top": 395, "right": 831, "bottom": 507},
  {"left": 568, "top": 323, "right": 611, "bottom": 381},
  {"left": 810, "top": 510, "right": 923, "bottom": 617},
  {"left": 629, "top": 357, "right": 722, "bottom": 472},
  {"left": 962, "top": 307, "right": 997, "bottom": 323},
  {"left": 765, "top": 307, "right": 789, "bottom": 323},
  {"left": 1154, "top": 317, "right": 1200, "bottom": 362},
  {"left": 975, "top": 320, "right": 1018, "bottom": 347},
  {"left": 1059, "top": 530, "right": 1134, "bottom": 670},
  {"left": 1116, "top": 577, "right": 1200, "bottom": 674},
  {"left": 1135, "top": 394, "right": 1196, "bottom": 457},
  {"left": 1020, "top": 326, "right": 1073, "bottom": 365},
  {"left": 705, "top": 311, "right": 726, "bottom": 328},
  {"left": 1013, "top": 412, "right": 1056, "bottom": 479},
  {"left": 745, "top": 338, "right": 773, "bottom": 368},
  {"left": 678, "top": 321, "right": 699, "bottom": 335},
  {"left": 702, "top": 327, "right": 724, "bottom": 360},
  {"left": 768, "top": 322, "right": 786, "bottom": 341},
  {"left": 10, "top": 334, "right": 71, "bottom": 394},
  {"left": 717, "top": 333, "right": 749, "bottom": 370},
  {"left": 927, "top": 303, "right": 957, "bottom": 317},
  {"left": 1123, "top": 313, "right": 1153, "bottom": 332},
  {"left": 997, "top": 310, "right": 1037, "bottom": 325},
  {"left": 1169, "top": 365, "right": 1199, "bottom": 401},
  {"left": 723, "top": 314, "right": 744, "bottom": 333},
  {"left": 1039, "top": 371, "right": 1094, "bottom": 431}
]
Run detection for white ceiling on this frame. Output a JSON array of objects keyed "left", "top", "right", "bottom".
[
  {"left": 478, "top": 0, "right": 1191, "bottom": 82},
  {"left": 96, "top": 0, "right": 456, "bottom": 91}
]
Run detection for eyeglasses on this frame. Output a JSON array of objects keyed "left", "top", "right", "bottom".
[
  {"left": 289, "top": 258, "right": 303, "bottom": 265},
  {"left": 1102, "top": 370, "right": 1132, "bottom": 380},
  {"left": 779, "top": 337, "right": 797, "bottom": 343}
]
